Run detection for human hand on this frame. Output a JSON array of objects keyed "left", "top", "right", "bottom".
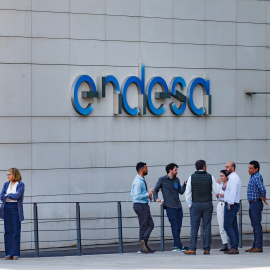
[
  {"left": 149, "top": 189, "right": 154, "bottom": 195},
  {"left": 216, "top": 178, "right": 220, "bottom": 184},
  {"left": 4, "top": 194, "right": 7, "bottom": 197},
  {"left": 219, "top": 193, "right": 224, "bottom": 197},
  {"left": 156, "top": 199, "right": 162, "bottom": 203},
  {"left": 6, "top": 198, "right": 11, "bottom": 202},
  {"left": 184, "top": 180, "right": 187, "bottom": 185},
  {"left": 216, "top": 194, "right": 219, "bottom": 199},
  {"left": 227, "top": 204, "right": 231, "bottom": 210},
  {"left": 261, "top": 197, "right": 269, "bottom": 206}
]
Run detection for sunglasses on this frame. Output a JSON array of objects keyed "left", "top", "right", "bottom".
[{"left": 6, "top": 174, "right": 11, "bottom": 176}]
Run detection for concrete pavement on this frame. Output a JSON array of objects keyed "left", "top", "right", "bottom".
[{"left": 0, "top": 246, "right": 270, "bottom": 270}]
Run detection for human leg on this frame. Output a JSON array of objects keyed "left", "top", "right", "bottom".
[
  {"left": 4, "top": 204, "right": 12, "bottom": 256},
  {"left": 249, "top": 201, "right": 263, "bottom": 249},
  {"left": 189, "top": 203, "right": 202, "bottom": 251},
  {"left": 217, "top": 202, "right": 228, "bottom": 245},
  {"left": 202, "top": 202, "right": 213, "bottom": 251},
  {"left": 166, "top": 207, "right": 182, "bottom": 248}
]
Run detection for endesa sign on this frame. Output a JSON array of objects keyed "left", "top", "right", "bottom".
[{"left": 71, "top": 64, "right": 211, "bottom": 116}]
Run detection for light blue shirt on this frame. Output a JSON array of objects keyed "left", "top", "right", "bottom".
[{"left": 131, "top": 174, "right": 149, "bottom": 203}]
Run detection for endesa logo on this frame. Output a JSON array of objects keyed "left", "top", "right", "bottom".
[{"left": 71, "top": 64, "right": 211, "bottom": 116}]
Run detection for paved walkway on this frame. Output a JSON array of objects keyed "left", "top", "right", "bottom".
[{"left": 1, "top": 246, "right": 270, "bottom": 270}]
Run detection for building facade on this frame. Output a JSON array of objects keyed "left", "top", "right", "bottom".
[{"left": 0, "top": 0, "right": 269, "bottom": 250}]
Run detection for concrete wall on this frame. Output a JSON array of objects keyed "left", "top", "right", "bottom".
[{"left": 0, "top": 0, "right": 269, "bottom": 250}]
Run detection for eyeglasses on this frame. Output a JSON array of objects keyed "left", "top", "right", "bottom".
[{"left": 6, "top": 174, "right": 11, "bottom": 176}]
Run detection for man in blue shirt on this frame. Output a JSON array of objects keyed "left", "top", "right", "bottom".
[
  {"left": 245, "top": 160, "right": 268, "bottom": 253},
  {"left": 131, "top": 162, "right": 155, "bottom": 253}
]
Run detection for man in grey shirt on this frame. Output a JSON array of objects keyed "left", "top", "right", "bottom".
[{"left": 153, "top": 163, "right": 186, "bottom": 252}]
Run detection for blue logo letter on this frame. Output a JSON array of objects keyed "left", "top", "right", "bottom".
[
  {"left": 71, "top": 75, "right": 98, "bottom": 116},
  {"left": 187, "top": 78, "right": 211, "bottom": 116}
]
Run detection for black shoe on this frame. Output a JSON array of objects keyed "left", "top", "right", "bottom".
[
  {"left": 220, "top": 247, "right": 229, "bottom": 252},
  {"left": 147, "top": 247, "right": 156, "bottom": 253}
]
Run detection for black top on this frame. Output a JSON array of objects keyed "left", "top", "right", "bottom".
[{"left": 191, "top": 171, "right": 212, "bottom": 202}]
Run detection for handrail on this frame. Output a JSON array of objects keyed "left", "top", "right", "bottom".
[{"left": 1, "top": 199, "right": 267, "bottom": 256}]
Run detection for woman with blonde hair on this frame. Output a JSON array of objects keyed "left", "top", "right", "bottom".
[{"left": 0, "top": 168, "right": 25, "bottom": 260}]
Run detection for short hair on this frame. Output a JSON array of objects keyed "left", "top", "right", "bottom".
[
  {"left": 230, "top": 162, "right": 236, "bottom": 170},
  {"left": 8, "top": 168, "right": 22, "bottom": 182},
  {"left": 195, "top": 160, "right": 206, "bottom": 170},
  {"left": 136, "top": 162, "right": 146, "bottom": 172},
  {"left": 249, "top": 160, "right": 260, "bottom": 171},
  {"left": 220, "top": 170, "right": 229, "bottom": 177},
  {"left": 166, "top": 163, "right": 178, "bottom": 174}
]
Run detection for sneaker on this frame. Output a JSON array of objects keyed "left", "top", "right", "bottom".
[
  {"left": 180, "top": 246, "right": 188, "bottom": 252},
  {"left": 172, "top": 247, "right": 181, "bottom": 252}
]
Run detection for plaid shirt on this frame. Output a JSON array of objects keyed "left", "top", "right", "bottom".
[{"left": 247, "top": 171, "right": 266, "bottom": 202}]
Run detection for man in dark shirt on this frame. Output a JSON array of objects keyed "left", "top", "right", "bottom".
[{"left": 153, "top": 163, "right": 187, "bottom": 252}]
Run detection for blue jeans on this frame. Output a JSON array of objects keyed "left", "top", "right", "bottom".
[
  {"left": 4, "top": 203, "right": 21, "bottom": 256},
  {"left": 166, "top": 207, "right": 183, "bottom": 248},
  {"left": 224, "top": 203, "right": 240, "bottom": 250},
  {"left": 189, "top": 202, "right": 213, "bottom": 251},
  {"left": 249, "top": 200, "right": 263, "bottom": 249}
]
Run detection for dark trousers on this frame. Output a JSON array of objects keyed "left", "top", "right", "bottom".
[
  {"left": 133, "top": 203, "right": 154, "bottom": 243},
  {"left": 224, "top": 203, "right": 240, "bottom": 250},
  {"left": 166, "top": 207, "right": 183, "bottom": 248},
  {"left": 249, "top": 200, "right": 263, "bottom": 249},
  {"left": 4, "top": 203, "right": 21, "bottom": 256},
  {"left": 189, "top": 202, "right": 213, "bottom": 251}
]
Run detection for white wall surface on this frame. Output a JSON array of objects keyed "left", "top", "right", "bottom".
[{"left": 0, "top": 0, "right": 269, "bottom": 250}]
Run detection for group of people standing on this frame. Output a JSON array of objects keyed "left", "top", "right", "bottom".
[{"left": 131, "top": 160, "right": 268, "bottom": 255}]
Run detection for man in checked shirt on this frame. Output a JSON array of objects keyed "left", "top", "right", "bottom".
[{"left": 245, "top": 160, "right": 268, "bottom": 253}]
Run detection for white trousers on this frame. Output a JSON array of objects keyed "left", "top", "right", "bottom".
[{"left": 216, "top": 201, "right": 228, "bottom": 244}]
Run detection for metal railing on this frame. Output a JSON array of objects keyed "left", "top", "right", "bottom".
[
  {"left": 26, "top": 199, "right": 269, "bottom": 256},
  {"left": 0, "top": 199, "right": 268, "bottom": 256}
]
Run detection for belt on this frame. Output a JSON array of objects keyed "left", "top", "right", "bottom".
[
  {"left": 225, "top": 202, "right": 239, "bottom": 205},
  {"left": 134, "top": 202, "right": 148, "bottom": 205},
  {"left": 5, "top": 202, "right": 17, "bottom": 204},
  {"left": 249, "top": 199, "right": 262, "bottom": 204}
]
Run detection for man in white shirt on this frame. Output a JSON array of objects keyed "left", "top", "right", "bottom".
[
  {"left": 184, "top": 160, "right": 218, "bottom": 255},
  {"left": 223, "top": 161, "right": 242, "bottom": 255}
]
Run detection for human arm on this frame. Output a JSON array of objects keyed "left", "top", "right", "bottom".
[
  {"left": 6, "top": 182, "right": 25, "bottom": 200},
  {"left": 212, "top": 176, "right": 219, "bottom": 196},
  {"left": 255, "top": 175, "right": 268, "bottom": 205},
  {"left": 255, "top": 175, "right": 266, "bottom": 199},
  {"left": 153, "top": 178, "right": 162, "bottom": 203},
  {"left": 227, "top": 178, "right": 238, "bottom": 205},
  {"left": 178, "top": 179, "right": 186, "bottom": 195},
  {"left": 185, "top": 176, "right": 192, "bottom": 208},
  {"left": 0, "top": 183, "right": 8, "bottom": 203}
]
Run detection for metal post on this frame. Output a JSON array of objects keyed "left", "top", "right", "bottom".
[
  {"left": 200, "top": 220, "right": 204, "bottom": 250},
  {"left": 76, "top": 202, "right": 82, "bottom": 256},
  {"left": 160, "top": 203, "right": 165, "bottom": 252},
  {"left": 239, "top": 200, "right": 243, "bottom": 248},
  {"left": 33, "top": 203, "right": 39, "bottom": 257},
  {"left": 117, "top": 202, "right": 123, "bottom": 253}
]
